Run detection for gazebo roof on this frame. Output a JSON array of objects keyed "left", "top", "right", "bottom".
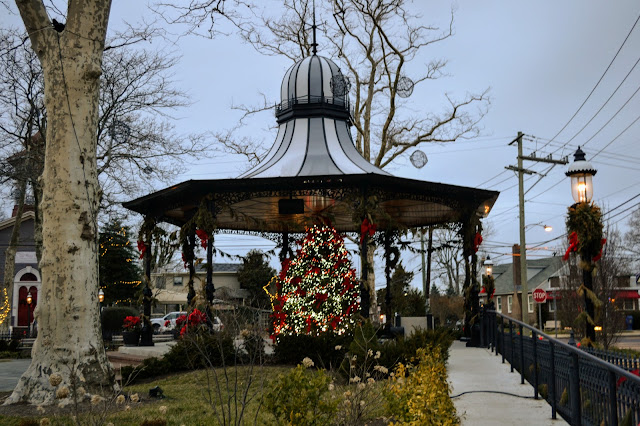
[{"left": 124, "top": 54, "right": 499, "bottom": 232}]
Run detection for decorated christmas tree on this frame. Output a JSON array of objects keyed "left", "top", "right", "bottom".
[{"left": 271, "top": 225, "right": 360, "bottom": 338}]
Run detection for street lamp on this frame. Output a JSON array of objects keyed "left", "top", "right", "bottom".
[
  {"left": 98, "top": 288, "right": 104, "bottom": 303},
  {"left": 566, "top": 146, "right": 597, "bottom": 204},
  {"left": 566, "top": 146, "right": 598, "bottom": 344},
  {"left": 26, "top": 291, "right": 32, "bottom": 338},
  {"left": 484, "top": 256, "right": 493, "bottom": 277}
]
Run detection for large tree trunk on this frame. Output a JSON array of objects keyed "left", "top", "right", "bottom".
[{"left": 7, "top": 0, "right": 115, "bottom": 405}]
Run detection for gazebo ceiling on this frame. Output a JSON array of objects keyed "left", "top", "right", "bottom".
[
  {"left": 124, "top": 54, "right": 499, "bottom": 232},
  {"left": 123, "top": 173, "right": 498, "bottom": 233}
]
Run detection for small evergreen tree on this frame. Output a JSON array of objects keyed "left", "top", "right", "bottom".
[
  {"left": 377, "top": 263, "right": 427, "bottom": 317},
  {"left": 272, "top": 225, "right": 360, "bottom": 337},
  {"left": 99, "top": 219, "right": 142, "bottom": 305},
  {"left": 237, "top": 249, "right": 276, "bottom": 309}
]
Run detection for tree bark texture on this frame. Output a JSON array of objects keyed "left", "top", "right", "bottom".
[{"left": 8, "top": 0, "right": 115, "bottom": 405}]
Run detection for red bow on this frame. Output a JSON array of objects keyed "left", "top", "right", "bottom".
[
  {"left": 195, "top": 229, "right": 208, "bottom": 249},
  {"left": 616, "top": 369, "right": 640, "bottom": 388},
  {"left": 137, "top": 240, "right": 147, "bottom": 259},
  {"left": 473, "top": 232, "right": 483, "bottom": 253},
  {"left": 360, "top": 218, "right": 377, "bottom": 242},
  {"left": 563, "top": 232, "right": 579, "bottom": 261},
  {"left": 593, "top": 238, "right": 607, "bottom": 262}
]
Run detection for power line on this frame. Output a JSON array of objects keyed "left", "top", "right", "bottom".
[{"left": 537, "top": 12, "right": 640, "bottom": 152}]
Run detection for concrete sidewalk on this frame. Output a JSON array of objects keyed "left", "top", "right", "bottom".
[{"left": 448, "top": 340, "right": 568, "bottom": 425}]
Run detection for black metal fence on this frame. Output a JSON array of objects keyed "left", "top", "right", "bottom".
[{"left": 481, "top": 310, "right": 640, "bottom": 426}]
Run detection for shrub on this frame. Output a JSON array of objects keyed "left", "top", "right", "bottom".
[
  {"left": 386, "top": 347, "right": 459, "bottom": 425},
  {"left": 239, "top": 329, "right": 266, "bottom": 363},
  {"left": 275, "top": 333, "right": 352, "bottom": 369},
  {"left": 164, "top": 330, "right": 236, "bottom": 371},
  {"left": 121, "top": 357, "right": 172, "bottom": 384},
  {"left": 263, "top": 364, "right": 337, "bottom": 425},
  {"left": 101, "top": 306, "right": 139, "bottom": 333}
]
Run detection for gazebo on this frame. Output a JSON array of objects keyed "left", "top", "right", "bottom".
[{"left": 124, "top": 53, "right": 499, "bottom": 342}]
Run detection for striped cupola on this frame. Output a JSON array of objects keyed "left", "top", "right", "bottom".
[{"left": 238, "top": 55, "right": 390, "bottom": 178}]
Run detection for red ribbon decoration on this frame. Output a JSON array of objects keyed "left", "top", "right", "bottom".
[
  {"left": 563, "top": 232, "right": 579, "bottom": 261},
  {"left": 360, "top": 218, "right": 377, "bottom": 241},
  {"left": 473, "top": 232, "right": 483, "bottom": 253},
  {"left": 137, "top": 240, "right": 147, "bottom": 259},
  {"left": 195, "top": 229, "right": 208, "bottom": 249},
  {"left": 593, "top": 238, "right": 607, "bottom": 262}
]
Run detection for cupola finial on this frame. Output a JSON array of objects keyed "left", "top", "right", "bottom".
[{"left": 311, "top": 0, "right": 318, "bottom": 55}]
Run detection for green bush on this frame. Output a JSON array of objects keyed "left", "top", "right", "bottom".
[
  {"left": 263, "top": 365, "right": 337, "bottom": 425},
  {"left": 275, "top": 333, "right": 352, "bottom": 369},
  {"left": 101, "top": 306, "right": 139, "bottom": 333},
  {"left": 122, "top": 357, "right": 172, "bottom": 384},
  {"left": 164, "top": 330, "right": 236, "bottom": 371}
]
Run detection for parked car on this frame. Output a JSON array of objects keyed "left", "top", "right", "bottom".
[
  {"left": 150, "top": 311, "right": 186, "bottom": 333},
  {"left": 150, "top": 311, "right": 224, "bottom": 333}
]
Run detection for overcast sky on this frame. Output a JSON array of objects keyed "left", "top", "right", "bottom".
[{"left": 3, "top": 1, "right": 640, "bottom": 290}]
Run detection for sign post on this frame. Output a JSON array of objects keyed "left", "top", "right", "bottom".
[{"left": 533, "top": 288, "right": 547, "bottom": 330}]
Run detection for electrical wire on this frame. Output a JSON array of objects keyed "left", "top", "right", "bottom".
[{"left": 536, "top": 12, "right": 640, "bottom": 153}]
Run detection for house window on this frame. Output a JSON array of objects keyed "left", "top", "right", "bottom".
[
  {"left": 173, "top": 276, "right": 183, "bottom": 286},
  {"left": 156, "top": 276, "right": 166, "bottom": 289},
  {"left": 507, "top": 295, "right": 513, "bottom": 313},
  {"left": 496, "top": 296, "right": 502, "bottom": 312},
  {"left": 623, "top": 299, "right": 635, "bottom": 310},
  {"left": 528, "top": 294, "right": 534, "bottom": 313},
  {"left": 548, "top": 299, "right": 555, "bottom": 312}
]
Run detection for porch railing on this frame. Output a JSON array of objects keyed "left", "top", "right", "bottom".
[{"left": 480, "top": 310, "right": 640, "bottom": 426}]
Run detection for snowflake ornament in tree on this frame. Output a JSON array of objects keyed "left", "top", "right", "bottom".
[{"left": 271, "top": 225, "right": 360, "bottom": 338}]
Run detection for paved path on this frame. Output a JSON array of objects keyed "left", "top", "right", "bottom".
[
  {"left": 0, "top": 359, "right": 32, "bottom": 392},
  {"left": 448, "top": 340, "right": 567, "bottom": 425}
]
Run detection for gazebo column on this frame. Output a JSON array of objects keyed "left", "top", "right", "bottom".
[
  {"left": 140, "top": 217, "right": 154, "bottom": 347},
  {"left": 187, "top": 231, "right": 197, "bottom": 308},
  {"left": 384, "top": 231, "right": 393, "bottom": 331},
  {"left": 280, "top": 230, "right": 290, "bottom": 262},
  {"left": 462, "top": 215, "right": 482, "bottom": 347},
  {"left": 360, "top": 231, "right": 371, "bottom": 319},
  {"left": 205, "top": 201, "right": 216, "bottom": 328}
]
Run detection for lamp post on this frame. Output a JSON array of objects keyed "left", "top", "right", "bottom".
[
  {"left": 26, "top": 291, "right": 32, "bottom": 338},
  {"left": 566, "top": 146, "right": 598, "bottom": 343}
]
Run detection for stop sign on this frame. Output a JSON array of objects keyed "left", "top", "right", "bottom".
[{"left": 532, "top": 288, "right": 547, "bottom": 303}]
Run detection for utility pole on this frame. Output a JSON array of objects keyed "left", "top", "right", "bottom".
[{"left": 507, "top": 132, "right": 567, "bottom": 325}]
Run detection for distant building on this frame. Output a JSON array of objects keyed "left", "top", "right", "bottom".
[
  {"left": 0, "top": 209, "right": 39, "bottom": 334},
  {"left": 151, "top": 263, "right": 248, "bottom": 315},
  {"left": 488, "top": 255, "right": 639, "bottom": 327}
]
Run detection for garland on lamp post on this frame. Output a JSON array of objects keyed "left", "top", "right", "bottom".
[{"left": 564, "top": 202, "right": 605, "bottom": 345}]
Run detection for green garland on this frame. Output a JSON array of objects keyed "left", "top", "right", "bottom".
[{"left": 566, "top": 202, "right": 603, "bottom": 263}]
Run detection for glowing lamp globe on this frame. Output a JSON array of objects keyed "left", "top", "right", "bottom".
[
  {"left": 484, "top": 256, "right": 493, "bottom": 277},
  {"left": 565, "top": 147, "right": 596, "bottom": 204}
]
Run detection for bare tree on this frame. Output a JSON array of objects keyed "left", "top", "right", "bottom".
[
  {"left": 432, "top": 224, "right": 464, "bottom": 295},
  {"left": 625, "top": 206, "right": 640, "bottom": 270}
]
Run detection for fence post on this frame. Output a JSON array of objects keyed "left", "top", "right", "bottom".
[
  {"left": 492, "top": 313, "right": 498, "bottom": 356},
  {"left": 519, "top": 324, "right": 525, "bottom": 385},
  {"left": 501, "top": 319, "right": 505, "bottom": 363},
  {"left": 549, "top": 342, "right": 557, "bottom": 419},
  {"left": 532, "top": 330, "right": 539, "bottom": 399},
  {"left": 608, "top": 370, "right": 618, "bottom": 426},
  {"left": 569, "top": 351, "right": 581, "bottom": 426},
  {"left": 480, "top": 307, "right": 485, "bottom": 348},
  {"left": 510, "top": 320, "right": 515, "bottom": 372}
]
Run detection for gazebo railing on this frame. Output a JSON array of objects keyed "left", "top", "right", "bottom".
[
  {"left": 480, "top": 310, "right": 640, "bottom": 426},
  {"left": 275, "top": 94, "right": 349, "bottom": 114}
]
